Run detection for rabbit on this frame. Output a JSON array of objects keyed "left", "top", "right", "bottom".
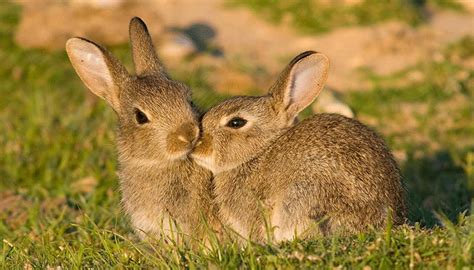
[
  {"left": 66, "top": 17, "right": 218, "bottom": 243},
  {"left": 191, "top": 51, "right": 406, "bottom": 242}
]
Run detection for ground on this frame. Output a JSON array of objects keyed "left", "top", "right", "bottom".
[{"left": 0, "top": 0, "right": 473, "bottom": 268}]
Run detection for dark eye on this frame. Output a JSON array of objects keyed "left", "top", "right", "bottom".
[
  {"left": 226, "top": 117, "right": 247, "bottom": 129},
  {"left": 134, "top": 108, "right": 149, "bottom": 124}
]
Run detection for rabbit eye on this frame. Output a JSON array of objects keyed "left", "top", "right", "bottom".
[
  {"left": 134, "top": 108, "right": 149, "bottom": 124},
  {"left": 226, "top": 117, "right": 247, "bottom": 129}
]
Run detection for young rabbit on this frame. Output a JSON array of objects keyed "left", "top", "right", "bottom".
[
  {"left": 66, "top": 17, "right": 217, "bottom": 242},
  {"left": 192, "top": 51, "right": 406, "bottom": 242}
]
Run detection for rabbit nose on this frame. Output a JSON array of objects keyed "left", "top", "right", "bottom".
[{"left": 176, "top": 122, "right": 199, "bottom": 146}]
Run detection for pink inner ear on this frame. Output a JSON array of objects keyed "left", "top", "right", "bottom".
[
  {"left": 287, "top": 54, "right": 329, "bottom": 113},
  {"left": 291, "top": 65, "right": 319, "bottom": 106},
  {"left": 66, "top": 39, "right": 114, "bottom": 99}
]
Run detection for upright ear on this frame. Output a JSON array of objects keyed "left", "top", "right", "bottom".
[
  {"left": 66, "top": 37, "right": 129, "bottom": 111},
  {"left": 129, "top": 17, "right": 164, "bottom": 76},
  {"left": 269, "top": 51, "right": 329, "bottom": 123}
]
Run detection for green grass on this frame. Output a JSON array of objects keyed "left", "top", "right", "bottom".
[
  {"left": 231, "top": 0, "right": 463, "bottom": 34},
  {"left": 345, "top": 36, "right": 474, "bottom": 226},
  {"left": 1, "top": 2, "right": 473, "bottom": 268}
]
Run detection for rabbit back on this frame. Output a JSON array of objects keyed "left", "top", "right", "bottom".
[{"left": 259, "top": 113, "right": 405, "bottom": 239}]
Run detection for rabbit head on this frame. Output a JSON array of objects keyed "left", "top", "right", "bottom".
[
  {"left": 66, "top": 17, "right": 199, "bottom": 164},
  {"left": 192, "top": 51, "right": 329, "bottom": 174}
]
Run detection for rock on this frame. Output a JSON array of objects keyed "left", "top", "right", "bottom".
[
  {"left": 312, "top": 89, "right": 354, "bottom": 118},
  {"left": 158, "top": 32, "right": 197, "bottom": 63}
]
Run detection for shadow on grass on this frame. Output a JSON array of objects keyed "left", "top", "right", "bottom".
[{"left": 402, "top": 148, "right": 473, "bottom": 227}]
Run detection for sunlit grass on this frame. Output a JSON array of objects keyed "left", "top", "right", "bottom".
[
  {"left": 1, "top": 1, "right": 473, "bottom": 268},
  {"left": 231, "top": 0, "right": 463, "bottom": 34}
]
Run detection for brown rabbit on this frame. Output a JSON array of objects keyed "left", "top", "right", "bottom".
[
  {"left": 66, "top": 17, "right": 217, "bottom": 243},
  {"left": 192, "top": 51, "right": 406, "bottom": 242}
]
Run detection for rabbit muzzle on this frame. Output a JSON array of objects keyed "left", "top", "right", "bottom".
[
  {"left": 166, "top": 122, "right": 199, "bottom": 159},
  {"left": 190, "top": 133, "right": 217, "bottom": 172}
]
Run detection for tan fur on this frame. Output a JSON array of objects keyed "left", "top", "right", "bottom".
[
  {"left": 66, "top": 17, "right": 218, "bottom": 243},
  {"left": 192, "top": 51, "right": 406, "bottom": 242}
]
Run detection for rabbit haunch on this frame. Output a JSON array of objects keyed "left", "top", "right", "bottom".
[
  {"left": 192, "top": 51, "right": 406, "bottom": 242},
  {"left": 66, "top": 17, "right": 216, "bottom": 242}
]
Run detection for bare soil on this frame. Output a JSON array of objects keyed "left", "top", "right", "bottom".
[{"left": 14, "top": 0, "right": 474, "bottom": 92}]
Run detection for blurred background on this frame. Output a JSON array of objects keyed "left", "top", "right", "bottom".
[{"left": 0, "top": 0, "right": 473, "bottom": 247}]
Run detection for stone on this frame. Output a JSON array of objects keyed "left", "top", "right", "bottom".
[
  {"left": 158, "top": 32, "right": 197, "bottom": 63},
  {"left": 312, "top": 89, "right": 354, "bottom": 118}
]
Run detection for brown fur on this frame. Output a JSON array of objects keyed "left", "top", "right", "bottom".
[
  {"left": 192, "top": 51, "right": 406, "bottom": 242},
  {"left": 66, "top": 17, "right": 218, "bottom": 243}
]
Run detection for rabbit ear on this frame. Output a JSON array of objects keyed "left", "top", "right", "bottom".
[
  {"left": 129, "top": 17, "right": 164, "bottom": 76},
  {"left": 269, "top": 51, "right": 329, "bottom": 123},
  {"left": 66, "top": 37, "right": 129, "bottom": 111}
]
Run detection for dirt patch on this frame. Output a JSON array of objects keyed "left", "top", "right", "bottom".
[
  {"left": 150, "top": 1, "right": 474, "bottom": 92},
  {"left": 14, "top": 0, "right": 164, "bottom": 50},
  {"left": 0, "top": 191, "right": 32, "bottom": 229},
  {"left": 0, "top": 190, "right": 69, "bottom": 230},
  {"left": 13, "top": 0, "right": 474, "bottom": 93}
]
